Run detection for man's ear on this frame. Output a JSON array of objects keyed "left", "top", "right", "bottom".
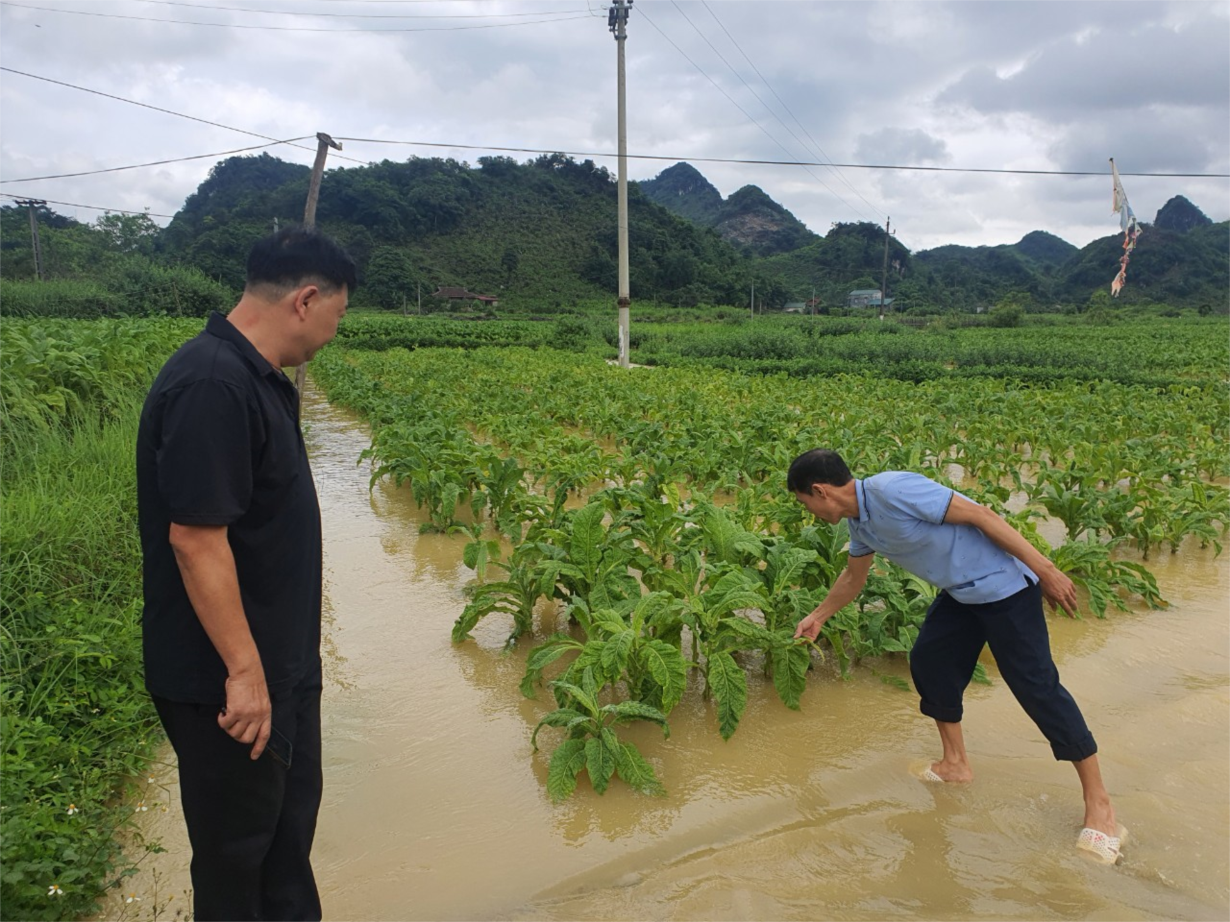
[{"left": 291, "top": 284, "right": 320, "bottom": 318}]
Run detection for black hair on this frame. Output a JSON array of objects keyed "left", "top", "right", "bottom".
[
  {"left": 245, "top": 225, "right": 358, "bottom": 296},
  {"left": 786, "top": 449, "right": 853, "bottom": 493}
]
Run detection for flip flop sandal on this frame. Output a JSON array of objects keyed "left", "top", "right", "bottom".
[
  {"left": 910, "top": 760, "right": 955, "bottom": 783},
  {"left": 1076, "top": 823, "right": 1129, "bottom": 865}
]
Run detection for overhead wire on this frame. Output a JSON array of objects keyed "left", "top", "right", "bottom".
[
  {"left": 639, "top": 3, "right": 871, "bottom": 223},
  {"left": 133, "top": 0, "right": 592, "bottom": 18},
  {"left": 700, "top": 0, "right": 884, "bottom": 219},
  {"left": 667, "top": 0, "right": 884, "bottom": 220},
  {"left": 0, "top": 139, "right": 311, "bottom": 184},
  {"left": 1, "top": 191, "right": 174, "bottom": 218},
  {"left": 329, "top": 136, "right": 1229, "bottom": 178},
  {"left": 0, "top": 67, "right": 369, "bottom": 165},
  {"left": 0, "top": 2, "right": 592, "bottom": 32}
]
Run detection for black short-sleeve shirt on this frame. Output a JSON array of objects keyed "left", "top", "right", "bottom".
[{"left": 137, "top": 312, "right": 322, "bottom": 703}]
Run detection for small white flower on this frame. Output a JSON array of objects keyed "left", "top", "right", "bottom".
[
  {"left": 135, "top": 801, "right": 148, "bottom": 812},
  {"left": 66, "top": 804, "right": 78, "bottom": 815},
  {"left": 48, "top": 884, "right": 64, "bottom": 896},
  {"left": 126, "top": 893, "right": 142, "bottom": 903}
]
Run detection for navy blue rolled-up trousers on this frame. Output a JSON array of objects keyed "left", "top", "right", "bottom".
[{"left": 909, "top": 579, "right": 1097, "bottom": 761}]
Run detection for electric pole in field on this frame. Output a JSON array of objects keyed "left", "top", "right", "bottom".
[
  {"left": 880, "top": 216, "right": 891, "bottom": 322},
  {"left": 15, "top": 199, "right": 46, "bottom": 281},
  {"left": 295, "top": 132, "right": 343, "bottom": 392},
  {"left": 609, "top": 0, "right": 633, "bottom": 368},
  {"left": 303, "top": 133, "right": 342, "bottom": 228}
]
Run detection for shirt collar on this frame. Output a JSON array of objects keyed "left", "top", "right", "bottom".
[
  {"left": 851, "top": 479, "right": 868, "bottom": 524},
  {"left": 205, "top": 312, "right": 283, "bottom": 381}
]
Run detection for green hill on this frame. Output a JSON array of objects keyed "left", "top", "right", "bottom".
[
  {"left": 159, "top": 153, "right": 760, "bottom": 310},
  {"left": 638, "top": 163, "right": 817, "bottom": 257}
]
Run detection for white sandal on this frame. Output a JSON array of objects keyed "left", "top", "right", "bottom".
[{"left": 1076, "top": 824, "right": 1128, "bottom": 865}]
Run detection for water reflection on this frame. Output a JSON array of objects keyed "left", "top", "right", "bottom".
[{"left": 100, "top": 384, "right": 1229, "bottom": 922}]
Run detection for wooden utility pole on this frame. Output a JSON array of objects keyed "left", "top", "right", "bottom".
[
  {"left": 295, "top": 132, "right": 343, "bottom": 391},
  {"left": 303, "top": 133, "right": 341, "bottom": 227},
  {"left": 610, "top": 0, "right": 633, "bottom": 367},
  {"left": 15, "top": 199, "right": 46, "bottom": 281},
  {"left": 879, "top": 216, "right": 891, "bottom": 322}
]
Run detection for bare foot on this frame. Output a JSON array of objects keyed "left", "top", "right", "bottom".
[
  {"left": 929, "top": 759, "right": 974, "bottom": 783},
  {"left": 1083, "top": 795, "right": 1117, "bottom": 838}
]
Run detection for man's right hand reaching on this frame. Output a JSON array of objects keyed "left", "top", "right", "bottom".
[{"left": 794, "top": 611, "right": 829, "bottom": 642}]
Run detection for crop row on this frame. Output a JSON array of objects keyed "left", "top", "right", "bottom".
[{"left": 311, "top": 341, "right": 1225, "bottom": 798}]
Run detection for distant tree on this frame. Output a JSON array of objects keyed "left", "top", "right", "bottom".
[
  {"left": 364, "top": 246, "right": 418, "bottom": 311},
  {"left": 95, "top": 212, "right": 159, "bottom": 255},
  {"left": 501, "top": 248, "right": 520, "bottom": 285}
]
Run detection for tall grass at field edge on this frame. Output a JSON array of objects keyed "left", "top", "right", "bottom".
[{"left": 1, "top": 404, "right": 163, "bottom": 920}]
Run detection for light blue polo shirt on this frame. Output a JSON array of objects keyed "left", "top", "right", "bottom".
[{"left": 847, "top": 472, "right": 1035, "bottom": 604}]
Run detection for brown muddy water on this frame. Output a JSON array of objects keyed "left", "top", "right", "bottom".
[{"left": 101, "top": 387, "right": 1229, "bottom": 921}]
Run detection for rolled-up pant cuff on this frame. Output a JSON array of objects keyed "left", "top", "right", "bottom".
[
  {"left": 920, "top": 700, "right": 963, "bottom": 723},
  {"left": 1050, "top": 734, "right": 1098, "bottom": 762}
]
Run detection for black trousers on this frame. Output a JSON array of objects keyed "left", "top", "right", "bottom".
[
  {"left": 909, "top": 580, "right": 1098, "bottom": 762},
  {"left": 153, "top": 672, "right": 323, "bottom": 921}
]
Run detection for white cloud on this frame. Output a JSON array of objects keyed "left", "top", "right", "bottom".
[{"left": 0, "top": 0, "right": 1225, "bottom": 252}]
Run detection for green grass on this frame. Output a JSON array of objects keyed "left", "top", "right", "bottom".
[{"left": 1, "top": 318, "right": 199, "bottom": 919}]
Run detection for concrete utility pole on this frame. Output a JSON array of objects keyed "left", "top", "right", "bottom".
[
  {"left": 609, "top": 0, "right": 633, "bottom": 367},
  {"left": 750, "top": 279, "right": 755, "bottom": 320},
  {"left": 296, "top": 132, "right": 343, "bottom": 391},
  {"left": 15, "top": 199, "right": 46, "bottom": 281},
  {"left": 880, "top": 216, "right": 891, "bottom": 322}
]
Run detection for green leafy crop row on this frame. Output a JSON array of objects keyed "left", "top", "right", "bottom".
[{"left": 313, "top": 332, "right": 1224, "bottom": 799}]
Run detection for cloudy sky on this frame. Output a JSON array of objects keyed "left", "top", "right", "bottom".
[{"left": 1, "top": 0, "right": 1227, "bottom": 252}]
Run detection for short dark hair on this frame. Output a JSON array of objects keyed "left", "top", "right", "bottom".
[
  {"left": 245, "top": 225, "right": 358, "bottom": 296},
  {"left": 787, "top": 449, "right": 853, "bottom": 493}
]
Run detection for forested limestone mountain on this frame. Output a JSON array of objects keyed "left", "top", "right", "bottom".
[
  {"left": 638, "top": 162, "right": 818, "bottom": 257},
  {"left": 159, "top": 153, "right": 761, "bottom": 309},
  {"left": 3, "top": 153, "right": 1226, "bottom": 313},
  {"left": 1154, "top": 195, "right": 1213, "bottom": 234}
]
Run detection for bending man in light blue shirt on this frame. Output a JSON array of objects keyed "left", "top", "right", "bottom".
[{"left": 788, "top": 448, "right": 1125, "bottom": 864}]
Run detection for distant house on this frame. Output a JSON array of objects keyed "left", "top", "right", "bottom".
[
  {"left": 432, "top": 286, "right": 499, "bottom": 307},
  {"left": 805, "top": 297, "right": 823, "bottom": 313},
  {"left": 847, "top": 289, "right": 894, "bottom": 309},
  {"left": 783, "top": 301, "right": 806, "bottom": 313}
]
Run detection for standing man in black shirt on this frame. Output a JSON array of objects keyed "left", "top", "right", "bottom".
[{"left": 137, "top": 226, "right": 356, "bottom": 920}]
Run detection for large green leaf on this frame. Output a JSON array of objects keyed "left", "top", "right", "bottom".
[
  {"left": 570, "top": 501, "right": 607, "bottom": 579},
  {"left": 531, "top": 708, "right": 589, "bottom": 749},
  {"left": 639, "top": 639, "right": 688, "bottom": 714},
  {"left": 520, "top": 634, "right": 583, "bottom": 698},
  {"left": 600, "top": 628, "right": 634, "bottom": 678},
  {"left": 586, "top": 730, "right": 618, "bottom": 794},
  {"left": 769, "top": 641, "right": 809, "bottom": 710},
  {"left": 707, "top": 650, "right": 747, "bottom": 740},
  {"left": 604, "top": 699, "right": 669, "bottom": 730},
  {"left": 613, "top": 740, "right": 666, "bottom": 796},
  {"left": 547, "top": 739, "right": 587, "bottom": 802}
]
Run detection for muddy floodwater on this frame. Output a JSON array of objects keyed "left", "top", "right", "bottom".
[{"left": 103, "top": 388, "right": 1229, "bottom": 921}]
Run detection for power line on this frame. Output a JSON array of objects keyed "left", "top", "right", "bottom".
[
  {"left": 0, "top": 66, "right": 368, "bottom": 165},
  {"left": 329, "top": 136, "right": 1230, "bottom": 178},
  {"left": 0, "top": 2, "right": 592, "bottom": 32},
  {"left": 665, "top": 0, "right": 882, "bottom": 222},
  {"left": 700, "top": 0, "right": 884, "bottom": 219},
  {"left": 134, "top": 0, "right": 592, "bottom": 19},
  {"left": 639, "top": 3, "right": 869, "bottom": 222},
  {"left": 1, "top": 191, "right": 175, "bottom": 218},
  {"left": 0, "top": 139, "right": 310, "bottom": 184}
]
